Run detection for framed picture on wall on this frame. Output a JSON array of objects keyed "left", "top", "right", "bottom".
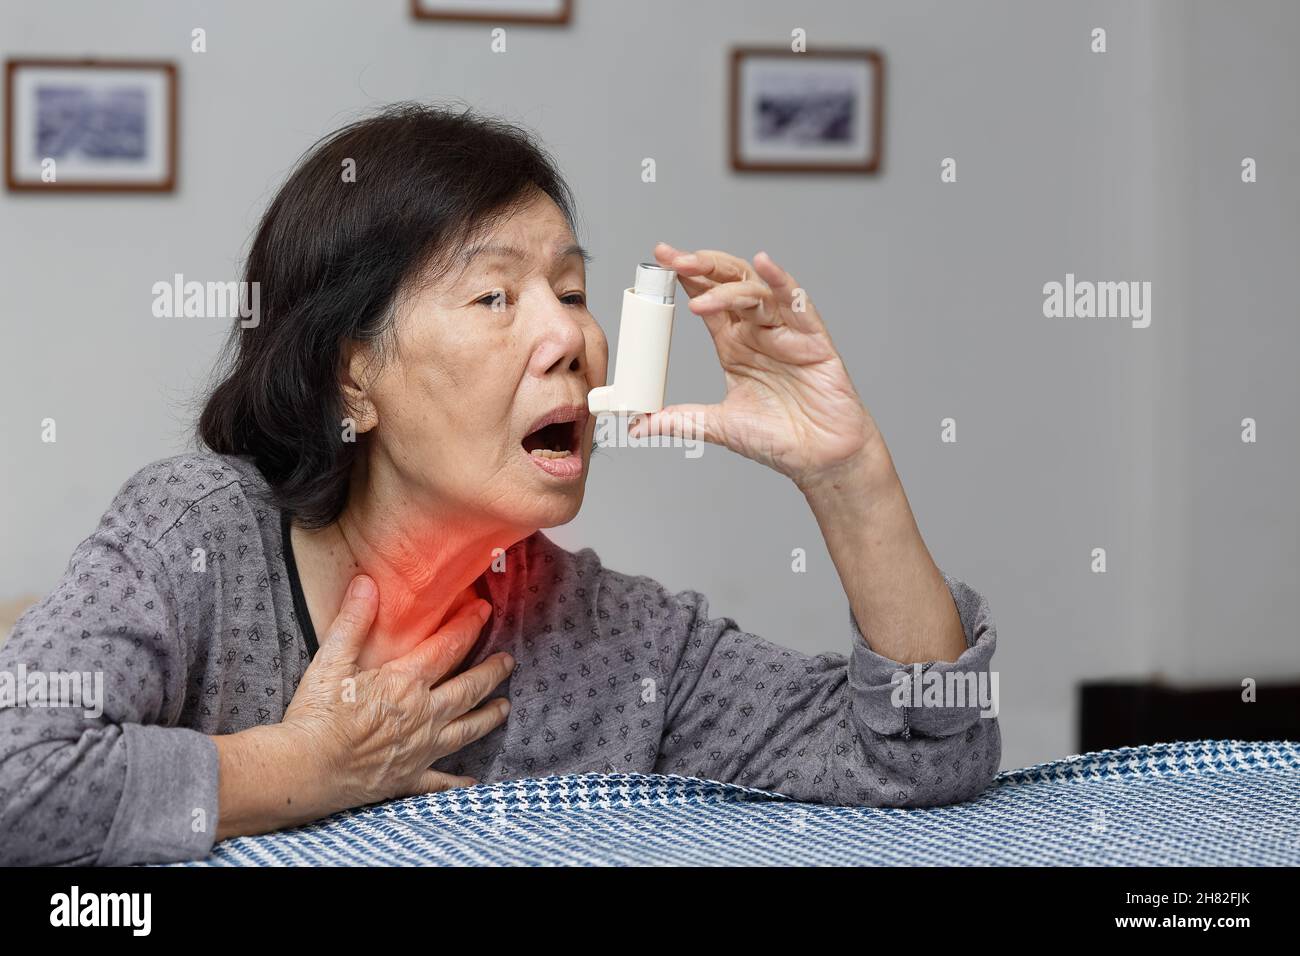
[
  {"left": 730, "top": 48, "right": 883, "bottom": 173},
  {"left": 5, "top": 58, "right": 177, "bottom": 192},
  {"left": 411, "top": 0, "right": 572, "bottom": 24}
]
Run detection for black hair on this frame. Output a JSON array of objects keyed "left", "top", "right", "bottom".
[{"left": 197, "top": 102, "right": 580, "bottom": 528}]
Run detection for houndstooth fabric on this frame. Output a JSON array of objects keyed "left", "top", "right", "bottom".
[{"left": 167, "top": 739, "right": 1300, "bottom": 866}]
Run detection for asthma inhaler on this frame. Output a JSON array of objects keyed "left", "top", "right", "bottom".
[{"left": 587, "top": 263, "right": 677, "bottom": 416}]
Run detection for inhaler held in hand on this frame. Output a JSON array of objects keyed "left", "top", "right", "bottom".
[{"left": 587, "top": 263, "right": 676, "bottom": 416}]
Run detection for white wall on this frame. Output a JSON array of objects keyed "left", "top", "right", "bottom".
[{"left": 2, "top": 0, "right": 1296, "bottom": 769}]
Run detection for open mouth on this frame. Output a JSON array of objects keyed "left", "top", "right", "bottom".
[
  {"left": 522, "top": 419, "right": 580, "bottom": 459},
  {"left": 520, "top": 404, "right": 588, "bottom": 466}
]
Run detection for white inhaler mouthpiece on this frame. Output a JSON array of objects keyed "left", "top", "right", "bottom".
[{"left": 587, "top": 263, "right": 677, "bottom": 416}]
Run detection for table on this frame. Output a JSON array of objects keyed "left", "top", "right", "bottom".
[{"left": 173, "top": 739, "right": 1300, "bottom": 866}]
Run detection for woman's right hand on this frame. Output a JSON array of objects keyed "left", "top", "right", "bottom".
[
  {"left": 214, "top": 573, "right": 511, "bottom": 842},
  {"left": 283, "top": 573, "right": 512, "bottom": 811}
]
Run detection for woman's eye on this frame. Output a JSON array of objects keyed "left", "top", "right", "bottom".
[{"left": 473, "top": 291, "right": 585, "bottom": 307}]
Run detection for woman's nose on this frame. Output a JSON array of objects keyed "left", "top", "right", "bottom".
[{"left": 528, "top": 296, "right": 589, "bottom": 377}]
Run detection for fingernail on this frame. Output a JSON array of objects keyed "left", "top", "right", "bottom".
[
  {"left": 350, "top": 575, "right": 375, "bottom": 600},
  {"left": 478, "top": 600, "right": 492, "bottom": 622},
  {"left": 498, "top": 699, "right": 512, "bottom": 716},
  {"left": 500, "top": 653, "right": 515, "bottom": 670}
]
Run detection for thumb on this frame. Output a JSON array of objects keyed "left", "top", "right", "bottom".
[
  {"left": 408, "top": 770, "right": 479, "bottom": 797},
  {"left": 629, "top": 404, "right": 722, "bottom": 445},
  {"left": 317, "top": 574, "right": 379, "bottom": 666}
]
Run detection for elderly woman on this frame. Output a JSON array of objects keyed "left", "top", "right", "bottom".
[{"left": 0, "top": 104, "right": 1000, "bottom": 865}]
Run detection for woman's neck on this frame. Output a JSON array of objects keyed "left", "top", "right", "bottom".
[
  {"left": 294, "top": 461, "right": 526, "bottom": 670},
  {"left": 337, "top": 505, "right": 507, "bottom": 655}
]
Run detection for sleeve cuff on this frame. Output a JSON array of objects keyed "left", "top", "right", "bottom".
[
  {"left": 848, "top": 571, "right": 999, "bottom": 738},
  {"left": 98, "top": 724, "right": 220, "bottom": 865}
]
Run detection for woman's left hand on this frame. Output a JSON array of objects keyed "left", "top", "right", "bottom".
[{"left": 634, "top": 242, "right": 883, "bottom": 489}]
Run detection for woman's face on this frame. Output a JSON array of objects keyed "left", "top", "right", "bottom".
[{"left": 347, "top": 190, "right": 607, "bottom": 537}]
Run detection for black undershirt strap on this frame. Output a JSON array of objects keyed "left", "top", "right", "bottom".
[{"left": 281, "top": 509, "right": 320, "bottom": 659}]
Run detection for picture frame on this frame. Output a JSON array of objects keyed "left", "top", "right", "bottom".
[
  {"left": 411, "top": 0, "right": 572, "bottom": 25},
  {"left": 5, "top": 57, "right": 178, "bottom": 193},
  {"left": 730, "top": 47, "right": 884, "bottom": 174}
]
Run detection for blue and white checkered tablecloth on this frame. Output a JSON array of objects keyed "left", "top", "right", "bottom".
[{"left": 175, "top": 739, "right": 1300, "bottom": 866}]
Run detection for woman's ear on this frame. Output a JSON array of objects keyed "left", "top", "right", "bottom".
[{"left": 340, "top": 340, "right": 380, "bottom": 434}]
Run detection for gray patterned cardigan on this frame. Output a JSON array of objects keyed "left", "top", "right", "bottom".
[{"left": 0, "top": 452, "right": 1001, "bottom": 864}]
